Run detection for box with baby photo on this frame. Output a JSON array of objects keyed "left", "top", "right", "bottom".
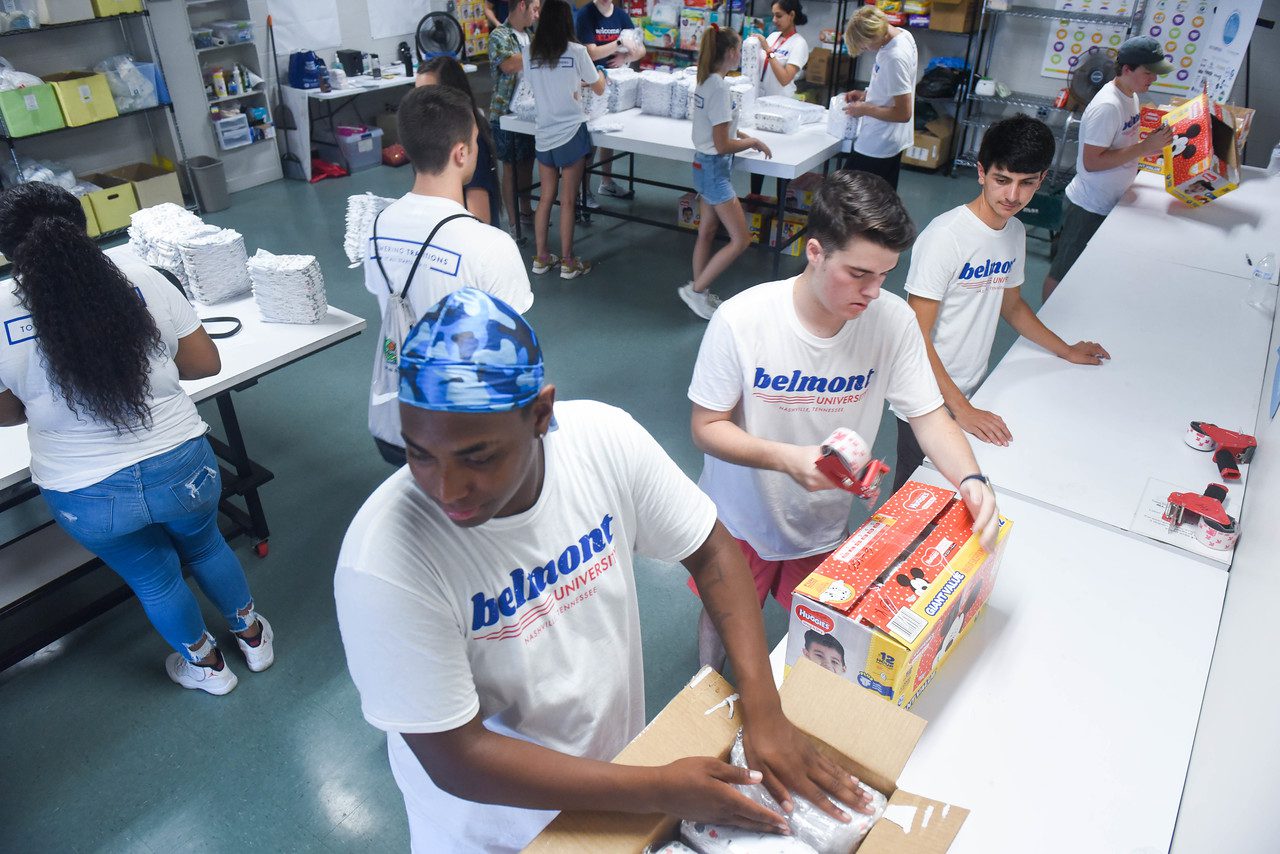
[{"left": 784, "top": 481, "right": 1011, "bottom": 709}]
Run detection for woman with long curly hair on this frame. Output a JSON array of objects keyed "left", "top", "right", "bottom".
[{"left": 0, "top": 182, "right": 273, "bottom": 695}]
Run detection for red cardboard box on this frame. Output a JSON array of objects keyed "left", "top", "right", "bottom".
[{"left": 1159, "top": 92, "right": 1246, "bottom": 207}]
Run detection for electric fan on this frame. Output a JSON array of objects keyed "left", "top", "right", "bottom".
[
  {"left": 416, "top": 11, "right": 466, "bottom": 65},
  {"left": 1066, "top": 48, "right": 1117, "bottom": 112}
]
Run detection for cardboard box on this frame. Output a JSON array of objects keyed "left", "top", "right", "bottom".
[
  {"left": 41, "top": 71, "right": 118, "bottom": 126},
  {"left": 1160, "top": 92, "right": 1244, "bottom": 207},
  {"left": 91, "top": 0, "right": 142, "bottom": 15},
  {"left": 928, "top": 0, "right": 976, "bottom": 33},
  {"left": 783, "top": 171, "right": 823, "bottom": 212},
  {"left": 78, "top": 193, "right": 100, "bottom": 238},
  {"left": 107, "top": 163, "right": 183, "bottom": 209},
  {"left": 36, "top": 0, "right": 95, "bottom": 25},
  {"left": 524, "top": 659, "right": 969, "bottom": 852},
  {"left": 78, "top": 173, "right": 138, "bottom": 234},
  {"left": 677, "top": 191, "right": 699, "bottom": 230},
  {"left": 901, "top": 115, "right": 954, "bottom": 170},
  {"left": 786, "top": 480, "right": 1011, "bottom": 709},
  {"left": 1139, "top": 97, "right": 1255, "bottom": 174},
  {"left": 804, "top": 48, "right": 853, "bottom": 87},
  {"left": 768, "top": 214, "right": 809, "bottom": 257},
  {"left": 0, "top": 84, "right": 66, "bottom": 137}
]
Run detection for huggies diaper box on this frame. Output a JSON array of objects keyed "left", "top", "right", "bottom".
[{"left": 784, "top": 481, "right": 1011, "bottom": 709}]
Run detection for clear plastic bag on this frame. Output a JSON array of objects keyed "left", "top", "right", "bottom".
[
  {"left": 680, "top": 820, "right": 818, "bottom": 853},
  {"left": 93, "top": 54, "right": 159, "bottom": 112},
  {"left": 512, "top": 78, "right": 536, "bottom": 121},
  {"left": 0, "top": 56, "right": 43, "bottom": 91}
]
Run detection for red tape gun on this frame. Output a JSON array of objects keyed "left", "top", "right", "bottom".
[
  {"left": 1184, "top": 421, "right": 1257, "bottom": 481},
  {"left": 1162, "top": 483, "right": 1239, "bottom": 551},
  {"left": 815, "top": 428, "right": 890, "bottom": 501}
]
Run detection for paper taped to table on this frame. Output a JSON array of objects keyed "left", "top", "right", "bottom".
[{"left": 729, "top": 731, "right": 886, "bottom": 853}]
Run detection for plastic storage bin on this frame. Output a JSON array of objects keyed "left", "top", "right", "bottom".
[
  {"left": 134, "top": 61, "right": 170, "bottom": 105},
  {"left": 191, "top": 27, "right": 215, "bottom": 49},
  {"left": 91, "top": 0, "right": 143, "bottom": 15},
  {"left": 318, "top": 126, "right": 383, "bottom": 173},
  {"left": 0, "top": 84, "right": 66, "bottom": 137},
  {"left": 37, "top": 0, "right": 95, "bottom": 24},
  {"left": 212, "top": 113, "right": 251, "bottom": 150},
  {"left": 108, "top": 163, "right": 183, "bottom": 209},
  {"left": 182, "top": 156, "right": 230, "bottom": 213},
  {"left": 79, "top": 173, "right": 138, "bottom": 233},
  {"left": 210, "top": 20, "right": 253, "bottom": 43},
  {"left": 41, "top": 71, "right": 118, "bottom": 125}
]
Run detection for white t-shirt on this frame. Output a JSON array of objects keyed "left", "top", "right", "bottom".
[
  {"left": 692, "top": 72, "right": 736, "bottom": 156},
  {"left": 521, "top": 41, "right": 599, "bottom": 151},
  {"left": 334, "top": 400, "right": 718, "bottom": 854},
  {"left": 0, "top": 259, "right": 208, "bottom": 492},
  {"left": 854, "top": 30, "right": 917, "bottom": 158},
  {"left": 904, "top": 205, "right": 1025, "bottom": 399},
  {"left": 688, "top": 278, "right": 943, "bottom": 560},
  {"left": 364, "top": 192, "right": 533, "bottom": 448},
  {"left": 761, "top": 31, "right": 809, "bottom": 99},
  {"left": 1065, "top": 80, "right": 1141, "bottom": 215}
]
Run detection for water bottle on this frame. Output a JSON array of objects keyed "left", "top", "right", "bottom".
[
  {"left": 1269, "top": 142, "right": 1280, "bottom": 175},
  {"left": 1248, "top": 251, "right": 1277, "bottom": 315}
]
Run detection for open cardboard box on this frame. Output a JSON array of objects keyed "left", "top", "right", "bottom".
[
  {"left": 786, "top": 481, "right": 1011, "bottom": 709},
  {"left": 524, "top": 658, "right": 968, "bottom": 853},
  {"left": 1138, "top": 96, "right": 1254, "bottom": 175},
  {"left": 1157, "top": 92, "right": 1247, "bottom": 207}
]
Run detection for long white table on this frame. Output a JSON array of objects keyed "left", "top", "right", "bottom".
[
  {"left": 958, "top": 251, "right": 1272, "bottom": 558},
  {"left": 1091, "top": 168, "right": 1280, "bottom": 281},
  {"left": 769, "top": 468, "right": 1226, "bottom": 853}
]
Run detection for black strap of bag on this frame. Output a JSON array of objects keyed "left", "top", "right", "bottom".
[{"left": 371, "top": 210, "right": 478, "bottom": 299}]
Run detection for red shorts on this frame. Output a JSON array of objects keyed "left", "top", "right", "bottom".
[{"left": 687, "top": 536, "right": 834, "bottom": 614}]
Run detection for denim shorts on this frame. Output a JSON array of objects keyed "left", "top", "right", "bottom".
[
  {"left": 692, "top": 151, "right": 735, "bottom": 206},
  {"left": 491, "top": 117, "right": 534, "bottom": 163},
  {"left": 535, "top": 123, "right": 592, "bottom": 169}
]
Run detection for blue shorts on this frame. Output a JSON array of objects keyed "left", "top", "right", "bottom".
[
  {"left": 491, "top": 117, "right": 534, "bottom": 163},
  {"left": 692, "top": 151, "right": 735, "bottom": 206},
  {"left": 535, "top": 124, "right": 592, "bottom": 169}
]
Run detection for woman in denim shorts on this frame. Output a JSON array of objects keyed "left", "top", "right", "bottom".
[{"left": 681, "top": 27, "right": 773, "bottom": 319}]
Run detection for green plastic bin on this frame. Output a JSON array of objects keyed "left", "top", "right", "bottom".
[{"left": 0, "top": 84, "right": 66, "bottom": 138}]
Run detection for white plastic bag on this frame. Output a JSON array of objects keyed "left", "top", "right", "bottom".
[
  {"left": 512, "top": 78, "right": 536, "bottom": 121},
  {"left": 0, "top": 56, "right": 42, "bottom": 91}
]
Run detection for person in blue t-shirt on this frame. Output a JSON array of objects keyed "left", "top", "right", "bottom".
[{"left": 573, "top": 0, "right": 645, "bottom": 211}]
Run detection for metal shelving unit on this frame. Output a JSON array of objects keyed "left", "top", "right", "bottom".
[
  {"left": 184, "top": 0, "right": 274, "bottom": 150},
  {"left": 951, "top": 0, "right": 1146, "bottom": 179}
]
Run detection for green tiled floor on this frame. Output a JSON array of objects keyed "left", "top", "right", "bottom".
[{"left": 0, "top": 156, "right": 1051, "bottom": 852}]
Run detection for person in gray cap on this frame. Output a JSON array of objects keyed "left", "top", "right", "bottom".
[{"left": 1043, "top": 36, "right": 1175, "bottom": 300}]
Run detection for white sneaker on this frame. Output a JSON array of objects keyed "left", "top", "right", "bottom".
[
  {"left": 583, "top": 190, "right": 601, "bottom": 210},
  {"left": 166, "top": 652, "right": 238, "bottom": 695},
  {"left": 678, "top": 283, "right": 719, "bottom": 320},
  {"left": 235, "top": 615, "right": 275, "bottom": 673}
]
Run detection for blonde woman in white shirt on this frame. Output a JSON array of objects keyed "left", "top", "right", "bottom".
[{"left": 842, "top": 6, "right": 916, "bottom": 189}]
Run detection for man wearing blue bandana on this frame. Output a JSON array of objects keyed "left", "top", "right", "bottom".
[{"left": 335, "top": 289, "right": 875, "bottom": 853}]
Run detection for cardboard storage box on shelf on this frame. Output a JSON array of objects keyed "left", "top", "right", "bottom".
[
  {"left": 805, "top": 48, "right": 853, "bottom": 87},
  {"left": 1138, "top": 97, "right": 1254, "bottom": 174},
  {"left": 785, "top": 480, "right": 1011, "bottom": 709},
  {"left": 41, "top": 71, "right": 118, "bottom": 126},
  {"left": 91, "top": 0, "right": 143, "bottom": 16},
  {"left": 524, "top": 659, "right": 969, "bottom": 853},
  {"left": 78, "top": 193, "right": 100, "bottom": 237},
  {"left": 0, "top": 83, "right": 65, "bottom": 137},
  {"left": 1158, "top": 92, "right": 1245, "bottom": 207},
  {"left": 78, "top": 173, "right": 138, "bottom": 233},
  {"left": 107, "top": 163, "right": 183, "bottom": 209},
  {"left": 37, "top": 0, "right": 95, "bottom": 25},
  {"left": 901, "top": 116, "right": 954, "bottom": 170},
  {"left": 928, "top": 0, "right": 976, "bottom": 33}
]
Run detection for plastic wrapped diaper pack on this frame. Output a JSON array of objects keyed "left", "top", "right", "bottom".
[
  {"left": 639, "top": 70, "right": 679, "bottom": 117},
  {"left": 680, "top": 821, "right": 818, "bottom": 853},
  {"left": 826, "top": 95, "right": 859, "bottom": 140},
  {"left": 739, "top": 38, "right": 763, "bottom": 89},
  {"left": 757, "top": 95, "right": 825, "bottom": 125},
  {"left": 752, "top": 109, "right": 800, "bottom": 135},
  {"left": 605, "top": 66, "right": 640, "bottom": 112}
]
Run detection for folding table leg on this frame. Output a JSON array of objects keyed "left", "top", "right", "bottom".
[
  {"left": 214, "top": 393, "right": 270, "bottom": 548},
  {"left": 772, "top": 178, "right": 790, "bottom": 276}
]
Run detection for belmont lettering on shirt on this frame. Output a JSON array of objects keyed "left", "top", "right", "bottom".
[
  {"left": 957, "top": 257, "right": 1016, "bottom": 287},
  {"left": 752, "top": 366, "right": 876, "bottom": 395},
  {"left": 470, "top": 514, "right": 617, "bottom": 633},
  {"left": 1121, "top": 113, "right": 1140, "bottom": 132}
]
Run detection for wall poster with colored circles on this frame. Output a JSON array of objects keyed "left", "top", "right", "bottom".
[
  {"left": 1040, "top": 0, "right": 1132, "bottom": 82},
  {"left": 1141, "top": 0, "right": 1213, "bottom": 95}
]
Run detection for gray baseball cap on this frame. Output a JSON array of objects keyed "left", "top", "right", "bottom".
[{"left": 1117, "top": 36, "right": 1175, "bottom": 74}]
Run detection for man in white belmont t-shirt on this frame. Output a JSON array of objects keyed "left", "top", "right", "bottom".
[
  {"left": 687, "top": 171, "right": 1000, "bottom": 667},
  {"left": 336, "top": 289, "right": 876, "bottom": 854},
  {"left": 1043, "top": 36, "right": 1173, "bottom": 300},
  {"left": 366, "top": 85, "right": 532, "bottom": 466},
  {"left": 896, "top": 115, "right": 1111, "bottom": 491}
]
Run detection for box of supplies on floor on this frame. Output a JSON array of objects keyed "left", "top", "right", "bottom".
[
  {"left": 524, "top": 660, "right": 970, "bottom": 852},
  {"left": 784, "top": 480, "right": 1011, "bottom": 709}
]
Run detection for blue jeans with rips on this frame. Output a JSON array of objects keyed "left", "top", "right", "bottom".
[{"left": 40, "top": 437, "right": 255, "bottom": 662}]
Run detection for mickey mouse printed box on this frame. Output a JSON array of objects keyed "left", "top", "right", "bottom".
[
  {"left": 1158, "top": 92, "right": 1244, "bottom": 208},
  {"left": 785, "top": 481, "right": 1012, "bottom": 709}
]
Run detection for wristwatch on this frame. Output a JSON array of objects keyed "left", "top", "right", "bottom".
[{"left": 959, "top": 473, "right": 991, "bottom": 490}]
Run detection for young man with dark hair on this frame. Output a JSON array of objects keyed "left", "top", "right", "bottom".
[
  {"left": 336, "top": 289, "right": 875, "bottom": 853},
  {"left": 574, "top": 0, "right": 645, "bottom": 207},
  {"left": 365, "top": 86, "right": 533, "bottom": 467},
  {"left": 489, "top": 0, "right": 540, "bottom": 238},
  {"left": 687, "top": 170, "right": 1000, "bottom": 667},
  {"left": 894, "top": 115, "right": 1111, "bottom": 489},
  {"left": 1043, "top": 36, "right": 1174, "bottom": 299},
  {"left": 802, "top": 630, "right": 846, "bottom": 675}
]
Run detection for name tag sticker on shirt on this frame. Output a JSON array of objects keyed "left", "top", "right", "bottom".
[
  {"left": 560, "top": 56, "right": 575, "bottom": 68},
  {"left": 425, "top": 244, "right": 463, "bottom": 277},
  {"left": 694, "top": 94, "right": 704, "bottom": 109},
  {"left": 5, "top": 314, "right": 35, "bottom": 345}
]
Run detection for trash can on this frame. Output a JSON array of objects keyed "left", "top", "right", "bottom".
[{"left": 182, "top": 155, "right": 230, "bottom": 213}]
